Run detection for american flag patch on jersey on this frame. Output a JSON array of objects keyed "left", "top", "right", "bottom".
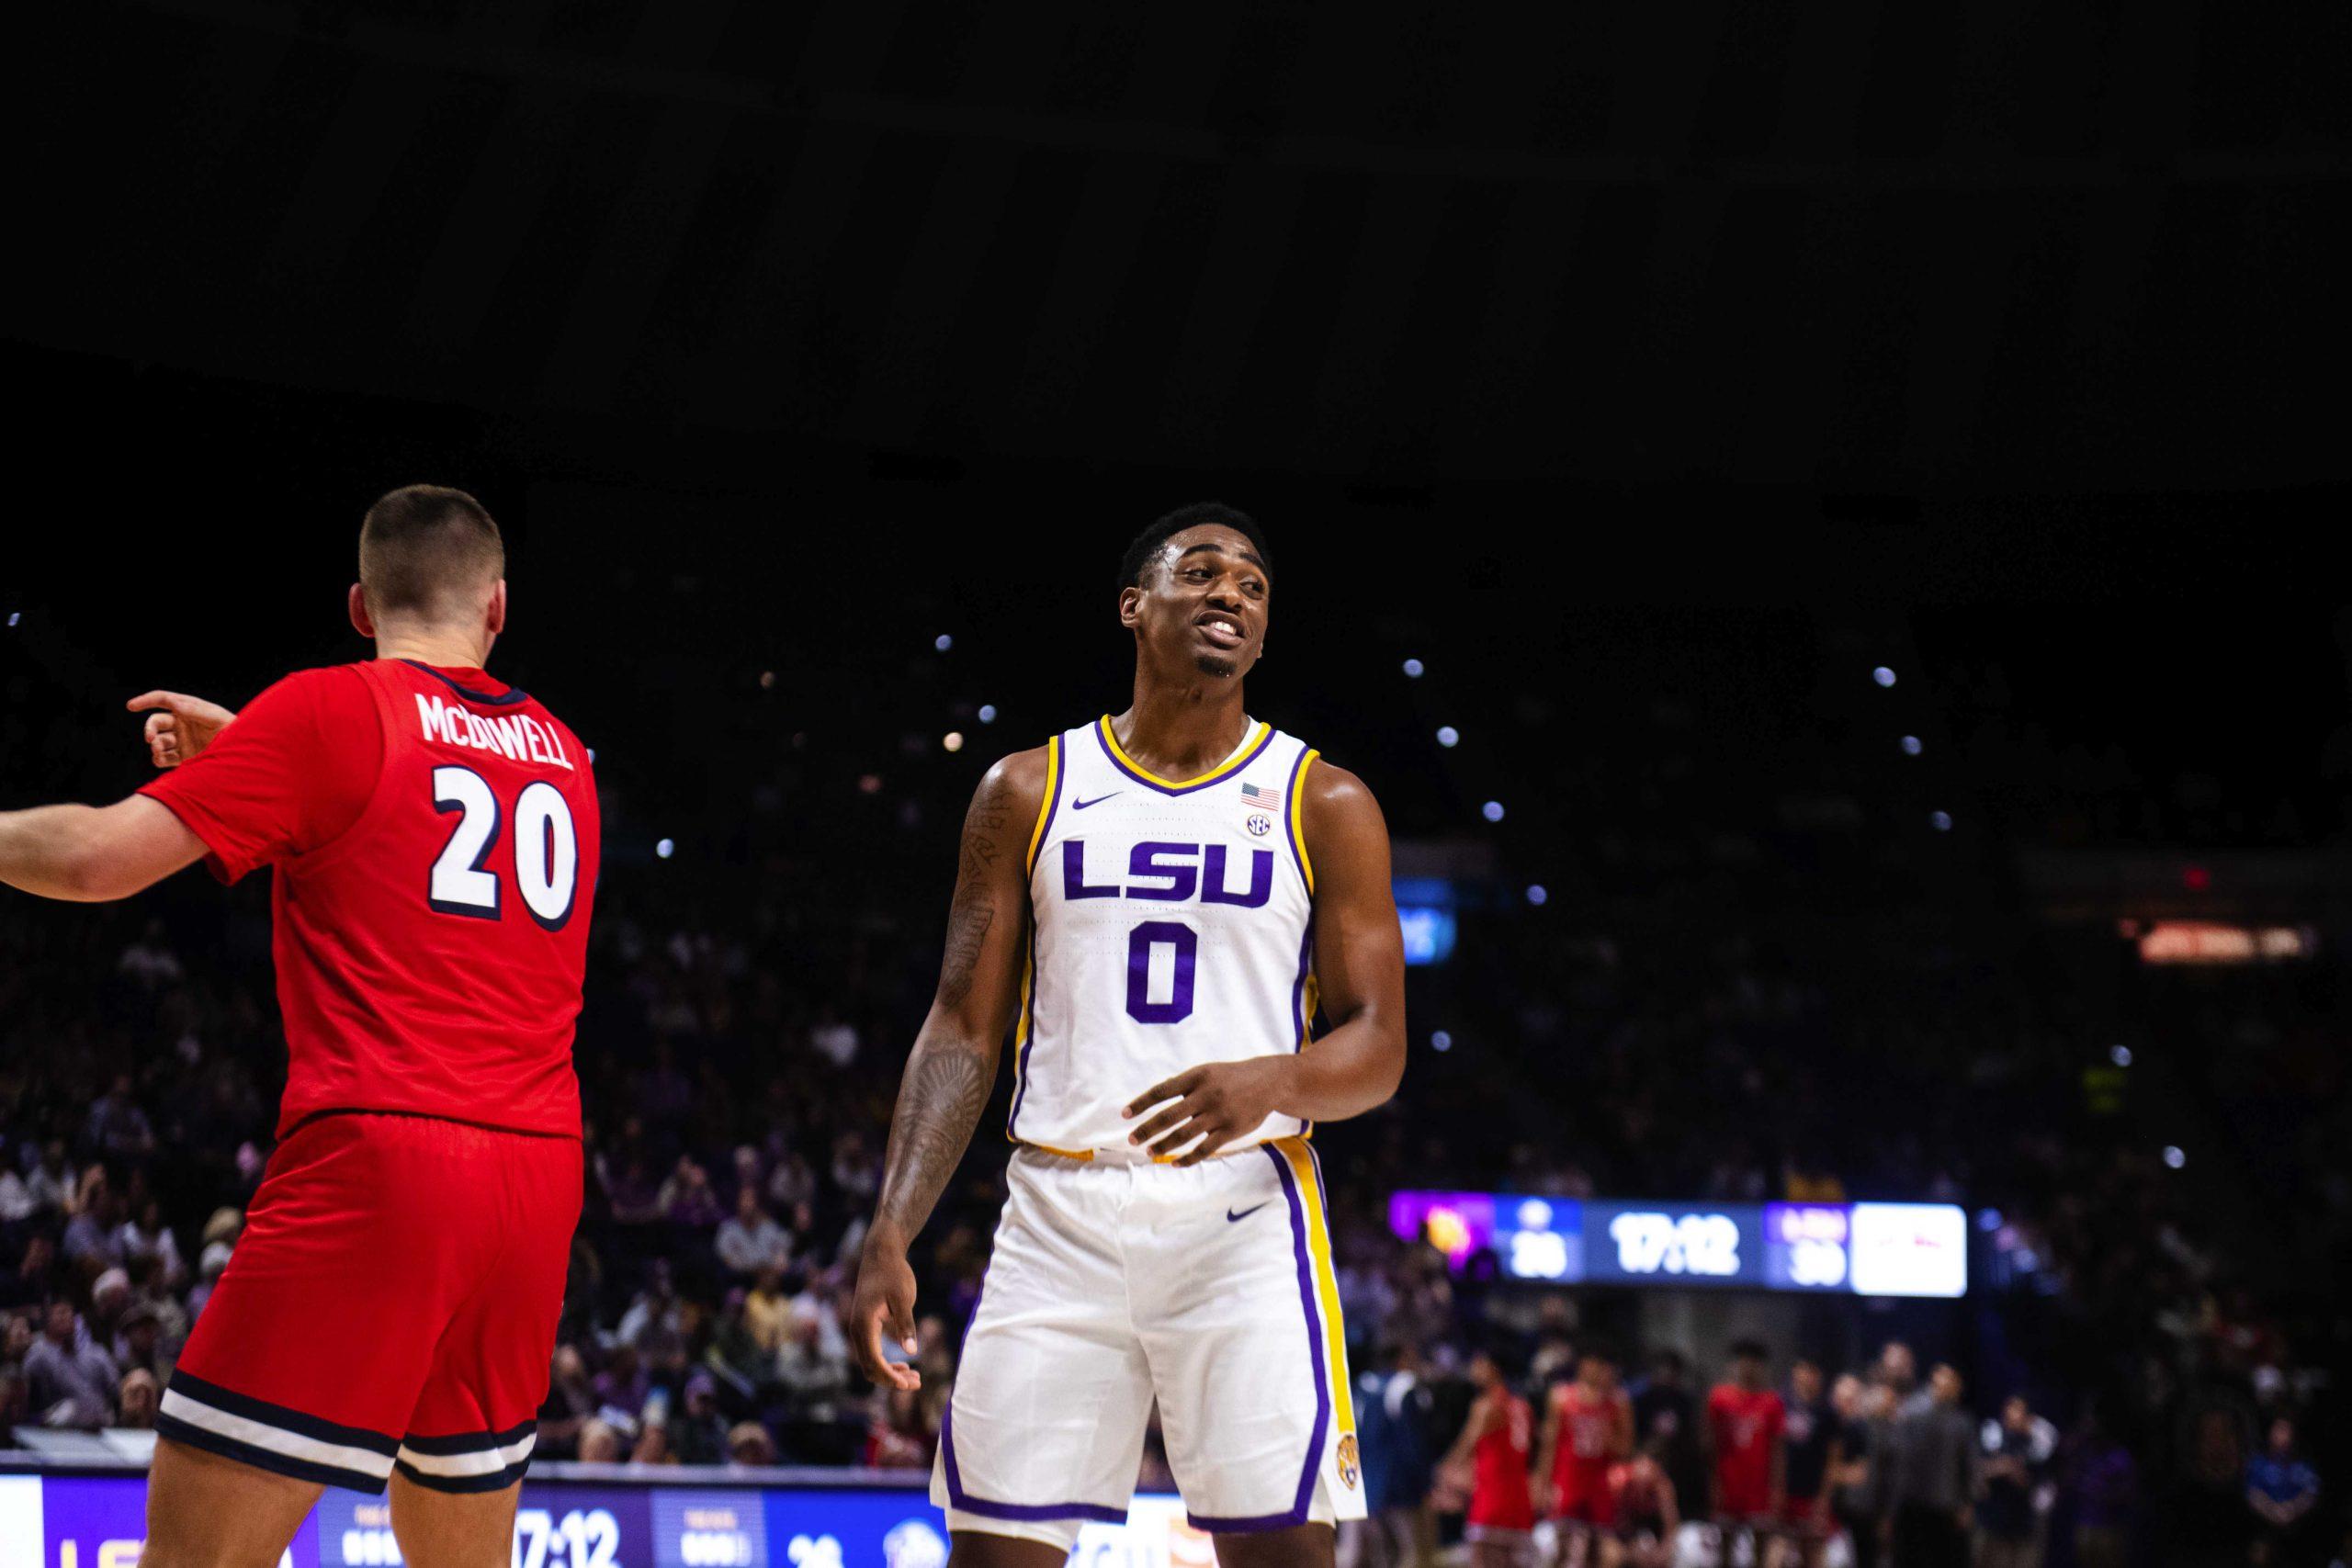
[{"left": 1240, "top": 782, "right": 1283, "bottom": 810}]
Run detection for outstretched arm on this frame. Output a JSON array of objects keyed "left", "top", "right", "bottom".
[
  {"left": 1442, "top": 1392, "right": 1498, "bottom": 1472},
  {"left": 0, "top": 797, "right": 206, "bottom": 901},
  {"left": 1125, "top": 759, "right": 1407, "bottom": 1161},
  {"left": 1532, "top": 1387, "right": 1565, "bottom": 1508},
  {"left": 129, "top": 690, "right": 238, "bottom": 769},
  {"left": 848, "top": 750, "right": 1046, "bottom": 1389}
]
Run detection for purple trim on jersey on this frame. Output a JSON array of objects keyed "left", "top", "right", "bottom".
[
  {"left": 1281, "top": 743, "right": 1316, "bottom": 891},
  {"left": 399, "top": 660, "right": 527, "bottom": 707},
  {"left": 1006, "top": 735, "right": 1063, "bottom": 1145},
  {"left": 1194, "top": 1145, "right": 1334, "bottom": 1534},
  {"left": 1095, "top": 718, "right": 1276, "bottom": 796},
  {"left": 1004, "top": 931, "right": 1036, "bottom": 1143},
  {"left": 1026, "top": 734, "right": 1065, "bottom": 876},
  {"left": 1289, "top": 922, "right": 1315, "bottom": 1051},
  {"left": 939, "top": 1265, "right": 1130, "bottom": 1526}
]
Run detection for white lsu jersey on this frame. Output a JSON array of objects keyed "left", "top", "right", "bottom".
[{"left": 1007, "top": 715, "right": 1321, "bottom": 1158}]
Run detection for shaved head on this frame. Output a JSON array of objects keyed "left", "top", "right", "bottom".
[{"left": 358, "top": 485, "right": 503, "bottom": 624}]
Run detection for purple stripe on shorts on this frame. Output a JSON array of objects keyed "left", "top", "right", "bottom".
[
  {"left": 938, "top": 1403, "right": 1129, "bottom": 1525},
  {"left": 1195, "top": 1145, "right": 1334, "bottom": 1534},
  {"left": 938, "top": 1201, "right": 1129, "bottom": 1528}
]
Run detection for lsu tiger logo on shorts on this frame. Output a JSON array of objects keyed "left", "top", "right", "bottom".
[{"left": 1339, "top": 1434, "right": 1361, "bottom": 1489}]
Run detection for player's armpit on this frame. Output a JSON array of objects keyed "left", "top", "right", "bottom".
[
  {"left": 1278, "top": 760, "right": 1408, "bottom": 1119},
  {"left": 0, "top": 795, "right": 209, "bottom": 902}
]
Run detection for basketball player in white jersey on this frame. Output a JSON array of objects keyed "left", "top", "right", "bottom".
[{"left": 850, "top": 506, "right": 1408, "bottom": 1568}]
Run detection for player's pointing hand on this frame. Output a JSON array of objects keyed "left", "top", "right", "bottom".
[{"left": 128, "top": 691, "right": 237, "bottom": 769}]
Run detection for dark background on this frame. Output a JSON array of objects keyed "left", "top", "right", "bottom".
[{"left": 5, "top": 0, "right": 2352, "bottom": 1555}]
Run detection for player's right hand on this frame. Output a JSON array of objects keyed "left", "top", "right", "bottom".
[
  {"left": 849, "top": 1242, "right": 922, "bottom": 1391},
  {"left": 128, "top": 691, "right": 237, "bottom": 769}
]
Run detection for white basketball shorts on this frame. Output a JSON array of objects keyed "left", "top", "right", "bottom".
[{"left": 933, "top": 1136, "right": 1365, "bottom": 1550}]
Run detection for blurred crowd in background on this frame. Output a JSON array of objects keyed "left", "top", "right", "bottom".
[
  {"left": 4, "top": 604, "right": 2350, "bottom": 1568},
  {"left": 3, "top": 832, "right": 2344, "bottom": 1567}
]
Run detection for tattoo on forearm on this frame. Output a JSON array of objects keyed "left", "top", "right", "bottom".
[
  {"left": 876, "top": 1041, "right": 993, "bottom": 1238},
  {"left": 874, "top": 771, "right": 1029, "bottom": 1243}
]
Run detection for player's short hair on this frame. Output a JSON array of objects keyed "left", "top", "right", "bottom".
[
  {"left": 358, "top": 485, "right": 504, "bottom": 620},
  {"left": 1119, "top": 502, "right": 1272, "bottom": 591},
  {"left": 1473, "top": 1341, "right": 1525, "bottom": 1381}
]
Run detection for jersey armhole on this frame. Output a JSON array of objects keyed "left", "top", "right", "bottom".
[
  {"left": 1285, "top": 746, "right": 1320, "bottom": 896},
  {"left": 1023, "top": 734, "right": 1063, "bottom": 877},
  {"left": 282, "top": 664, "right": 400, "bottom": 875}
]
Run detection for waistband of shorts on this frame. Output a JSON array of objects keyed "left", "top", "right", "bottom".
[
  {"left": 1013, "top": 1134, "right": 1299, "bottom": 1167},
  {"left": 281, "top": 1106, "right": 584, "bottom": 1143}
]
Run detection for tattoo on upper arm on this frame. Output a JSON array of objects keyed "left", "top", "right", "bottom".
[{"left": 937, "top": 795, "right": 1012, "bottom": 1007}]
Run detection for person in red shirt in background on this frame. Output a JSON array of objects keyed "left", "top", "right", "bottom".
[
  {"left": 1705, "top": 1340, "right": 1788, "bottom": 1568},
  {"left": 0, "top": 486, "right": 600, "bottom": 1568},
  {"left": 1608, "top": 1450, "right": 1681, "bottom": 1568},
  {"left": 1440, "top": 1349, "right": 1536, "bottom": 1568},
  {"left": 1535, "top": 1346, "right": 1634, "bottom": 1568},
  {"left": 1776, "top": 1359, "right": 1841, "bottom": 1568}
]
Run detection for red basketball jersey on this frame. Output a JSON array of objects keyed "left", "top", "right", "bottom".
[
  {"left": 1555, "top": 1383, "right": 1628, "bottom": 1494},
  {"left": 143, "top": 659, "right": 598, "bottom": 1135},
  {"left": 1469, "top": 1391, "right": 1535, "bottom": 1529},
  {"left": 1707, "top": 1383, "right": 1787, "bottom": 1513}
]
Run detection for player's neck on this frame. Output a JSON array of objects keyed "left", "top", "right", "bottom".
[
  {"left": 1113, "top": 679, "right": 1251, "bottom": 777},
  {"left": 373, "top": 626, "right": 492, "bottom": 671}
]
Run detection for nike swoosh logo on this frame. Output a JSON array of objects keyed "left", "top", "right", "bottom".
[
  {"left": 1071, "top": 793, "right": 1121, "bottom": 810},
  {"left": 1227, "top": 1202, "right": 1271, "bottom": 1224}
]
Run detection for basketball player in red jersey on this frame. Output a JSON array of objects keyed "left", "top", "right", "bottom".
[
  {"left": 0, "top": 487, "right": 599, "bottom": 1568},
  {"left": 1440, "top": 1351, "right": 1535, "bottom": 1568},
  {"left": 1705, "top": 1340, "right": 1788, "bottom": 1568},
  {"left": 1534, "top": 1348, "right": 1633, "bottom": 1567}
]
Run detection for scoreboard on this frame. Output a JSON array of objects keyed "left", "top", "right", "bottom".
[
  {"left": 1385, "top": 1191, "right": 1968, "bottom": 1298},
  {"left": 2, "top": 1474, "right": 1211, "bottom": 1568}
]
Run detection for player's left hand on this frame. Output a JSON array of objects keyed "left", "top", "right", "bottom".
[
  {"left": 129, "top": 691, "right": 237, "bottom": 768},
  {"left": 1123, "top": 1056, "right": 1294, "bottom": 1165}
]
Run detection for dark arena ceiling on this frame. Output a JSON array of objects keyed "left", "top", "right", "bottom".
[{"left": 8, "top": 0, "right": 2349, "bottom": 492}]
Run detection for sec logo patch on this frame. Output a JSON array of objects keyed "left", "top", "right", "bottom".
[
  {"left": 1246, "top": 813, "right": 1272, "bottom": 837},
  {"left": 1338, "top": 1434, "right": 1361, "bottom": 1489}
]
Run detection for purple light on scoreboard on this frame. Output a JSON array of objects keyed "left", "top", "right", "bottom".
[{"left": 1386, "top": 1190, "right": 1496, "bottom": 1265}]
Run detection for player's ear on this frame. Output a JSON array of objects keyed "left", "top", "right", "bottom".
[
  {"left": 1118, "top": 585, "right": 1142, "bottom": 628},
  {"left": 486, "top": 580, "right": 509, "bottom": 637},
  {"left": 347, "top": 583, "right": 376, "bottom": 639}
]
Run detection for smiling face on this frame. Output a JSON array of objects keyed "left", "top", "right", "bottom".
[{"left": 1121, "top": 525, "right": 1271, "bottom": 682}]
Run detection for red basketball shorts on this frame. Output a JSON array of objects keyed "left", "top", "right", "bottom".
[
  {"left": 159, "top": 1112, "right": 581, "bottom": 1494},
  {"left": 1555, "top": 1470, "right": 1618, "bottom": 1528}
]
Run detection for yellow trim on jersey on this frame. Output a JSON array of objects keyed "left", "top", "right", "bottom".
[
  {"left": 1272, "top": 1135, "right": 1356, "bottom": 1437},
  {"left": 1025, "top": 735, "right": 1063, "bottom": 875},
  {"left": 1289, "top": 748, "right": 1319, "bottom": 895},
  {"left": 1018, "top": 1140, "right": 1096, "bottom": 1162},
  {"left": 1097, "top": 716, "right": 1271, "bottom": 792},
  {"left": 1007, "top": 733, "right": 1058, "bottom": 1150},
  {"left": 1013, "top": 936, "right": 1035, "bottom": 1049}
]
